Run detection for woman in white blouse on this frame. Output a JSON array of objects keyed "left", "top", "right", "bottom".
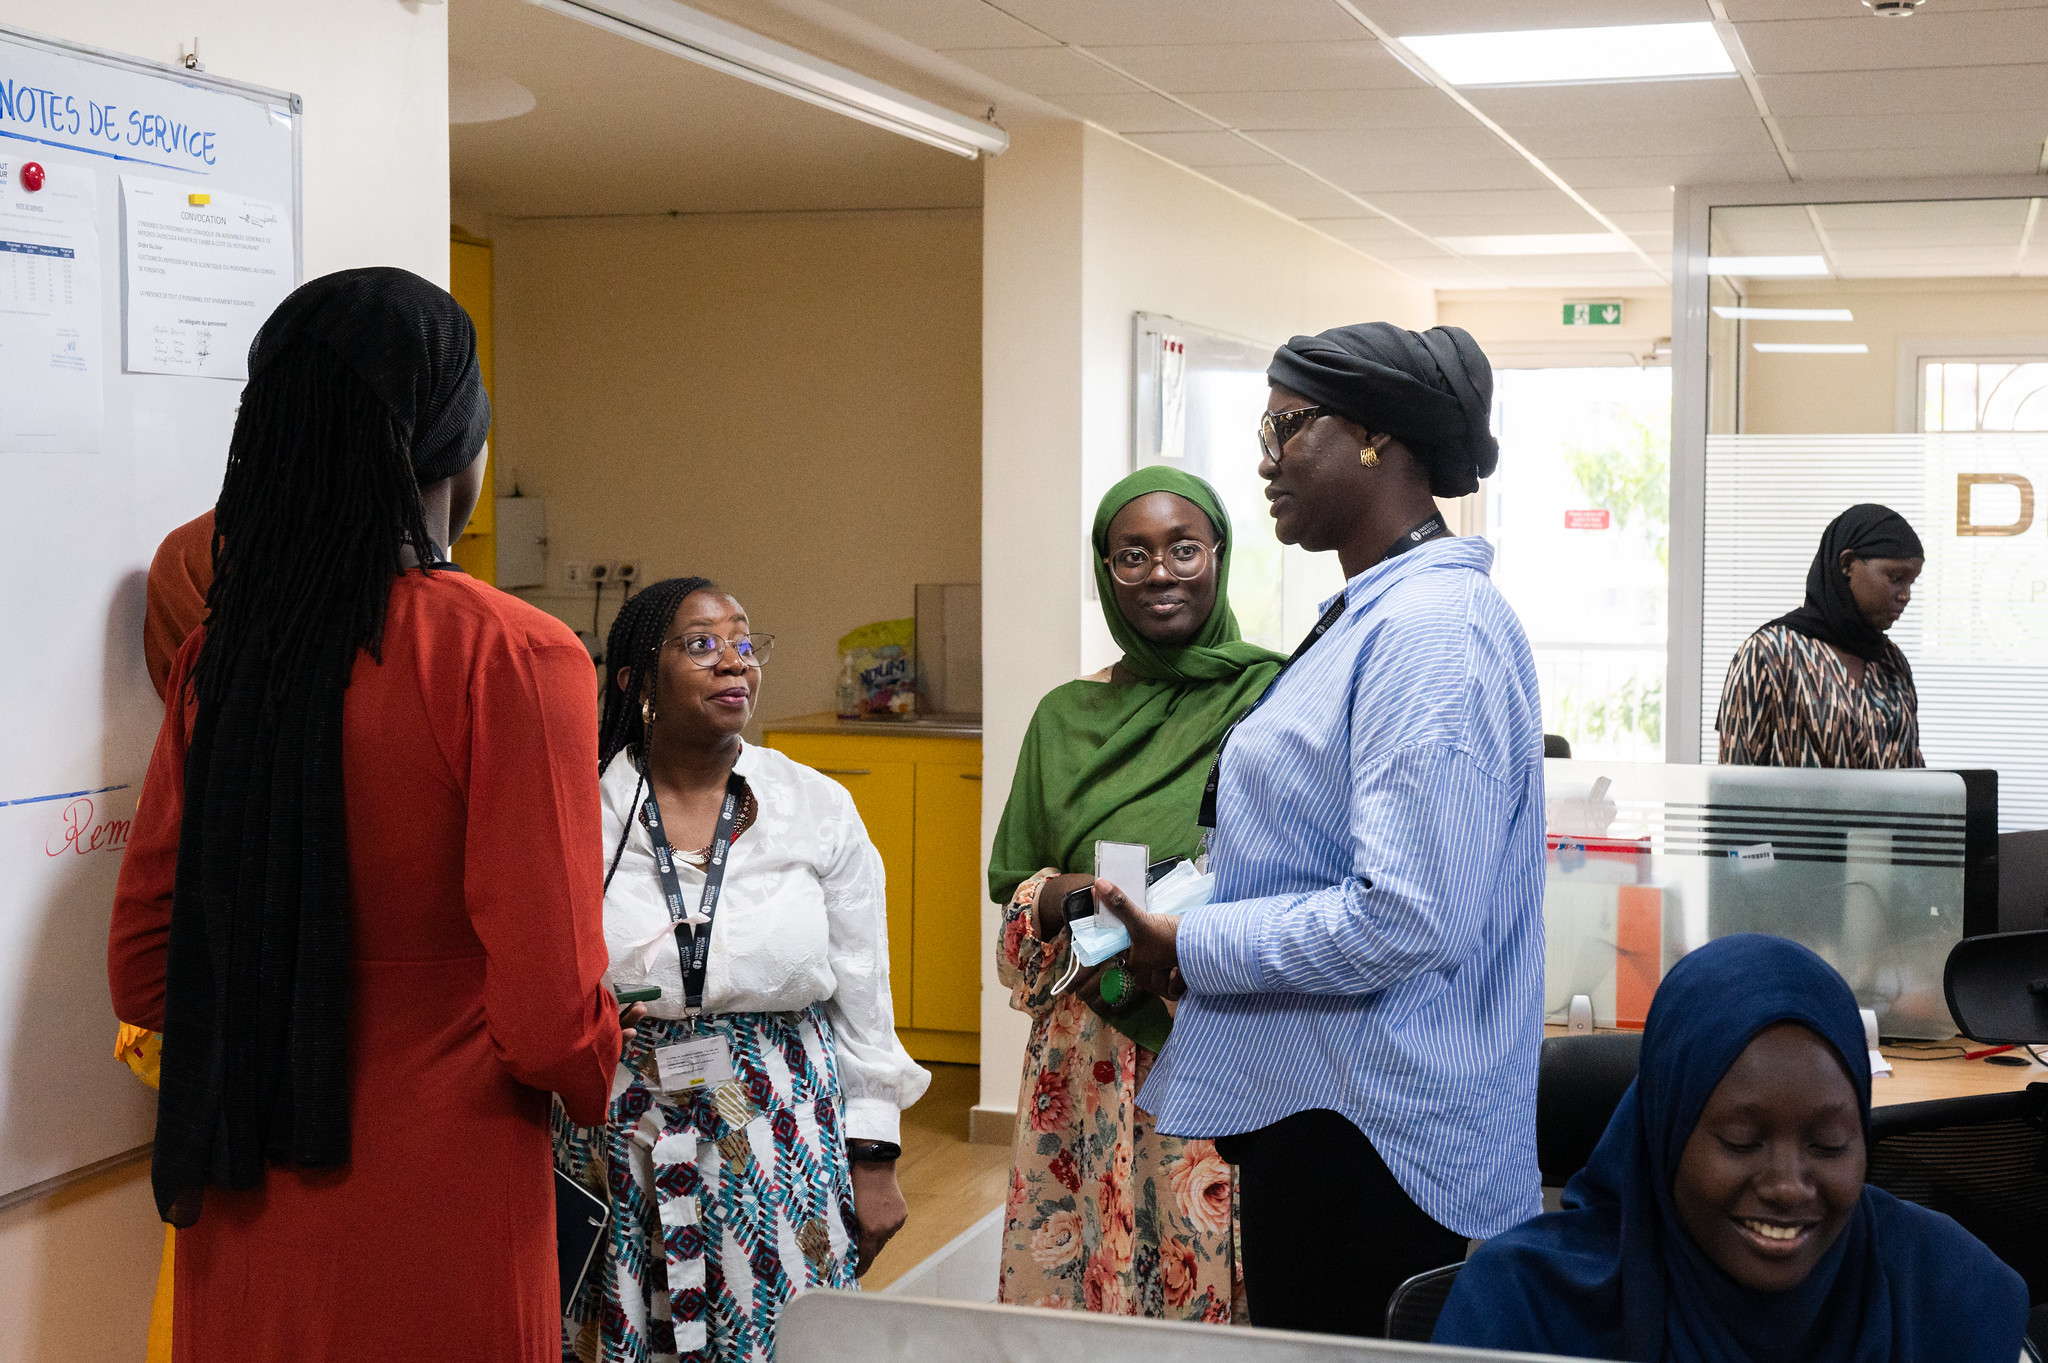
[{"left": 555, "top": 576, "right": 929, "bottom": 1363}]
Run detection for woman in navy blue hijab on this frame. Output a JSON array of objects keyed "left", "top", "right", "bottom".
[{"left": 1434, "top": 934, "right": 2027, "bottom": 1361}]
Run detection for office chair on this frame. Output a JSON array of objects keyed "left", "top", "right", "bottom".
[
  {"left": 1384, "top": 1262, "right": 1464, "bottom": 1342},
  {"left": 1945, "top": 929, "right": 2048, "bottom": 1043},
  {"left": 1537, "top": 1032, "right": 1642, "bottom": 1187}
]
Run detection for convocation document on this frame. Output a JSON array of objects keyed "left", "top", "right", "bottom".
[
  {"left": 121, "top": 174, "right": 292, "bottom": 380},
  {"left": 0, "top": 158, "right": 102, "bottom": 455}
]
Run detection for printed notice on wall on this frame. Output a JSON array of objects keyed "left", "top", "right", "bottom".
[
  {"left": 121, "top": 175, "right": 292, "bottom": 379},
  {"left": 0, "top": 158, "right": 102, "bottom": 454}
]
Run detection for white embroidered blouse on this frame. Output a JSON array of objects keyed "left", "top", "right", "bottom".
[{"left": 598, "top": 743, "right": 929, "bottom": 1141}]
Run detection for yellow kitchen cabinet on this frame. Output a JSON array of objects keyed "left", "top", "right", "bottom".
[{"left": 763, "top": 714, "right": 981, "bottom": 1065}]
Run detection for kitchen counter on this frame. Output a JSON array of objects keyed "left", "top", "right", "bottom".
[{"left": 762, "top": 710, "right": 983, "bottom": 737}]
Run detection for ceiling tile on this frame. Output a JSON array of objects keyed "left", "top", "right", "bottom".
[
  {"left": 1515, "top": 119, "right": 1779, "bottom": 161},
  {"left": 1298, "top": 215, "right": 1430, "bottom": 245},
  {"left": 1188, "top": 87, "right": 1475, "bottom": 131},
  {"left": 1356, "top": 0, "right": 1709, "bottom": 35},
  {"left": 1123, "top": 131, "right": 1279, "bottom": 167},
  {"left": 1815, "top": 199, "right": 2033, "bottom": 234},
  {"left": 1323, "top": 159, "right": 1559, "bottom": 194},
  {"left": 821, "top": 0, "right": 1055, "bottom": 49},
  {"left": 1053, "top": 91, "right": 1218, "bottom": 133},
  {"left": 1083, "top": 40, "right": 1422, "bottom": 92},
  {"left": 1792, "top": 145, "right": 2043, "bottom": 178},
  {"left": 1364, "top": 188, "right": 1595, "bottom": 218},
  {"left": 1584, "top": 185, "right": 1677, "bottom": 214},
  {"left": 1465, "top": 75, "right": 1756, "bottom": 127},
  {"left": 1775, "top": 112, "right": 2048, "bottom": 152},
  {"left": 972, "top": 0, "right": 1363, "bottom": 46},
  {"left": 1606, "top": 211, "right": 1677, "bottom": 233},
  {"left": 940, "top": 47, "right": 1145, "bottom": 94},
  {"left": 1734, "top": 10, "right": 2048, "bottom": 73},
  {"left": 1404, "top": 211, "right": 1614, "bottom": 235},
  {"left": 1757, "top": 64, "right": 2048, "bottom": 114},
  {"left": 1197, "top": 163, "right": 1376, "bottom": 218},
  {"left": 1258, "top": 125, "right": 1526, "bottom": 166},
  {"left": 1540, "top": 152, "right": 1790, "bottom": 188}
]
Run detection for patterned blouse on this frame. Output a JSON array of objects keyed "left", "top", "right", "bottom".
[{"left": 1716, "top": 623, "right": 1922, "bottom": 769}]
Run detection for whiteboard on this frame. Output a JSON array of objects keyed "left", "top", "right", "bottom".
[{"left": 0, "top": 25, "right": 299, "bottom": 1202}]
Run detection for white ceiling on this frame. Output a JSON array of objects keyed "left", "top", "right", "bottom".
[
  {"left": 450, "top": 0, "right": 2048, "bottom": 288},
  {"left": 1712, "top": 197, "right": 2048, "bottom": 278}
]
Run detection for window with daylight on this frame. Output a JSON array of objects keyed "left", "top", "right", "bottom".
[{"left": 1921, "top": 359, "right": 2048, "bottom": 432}]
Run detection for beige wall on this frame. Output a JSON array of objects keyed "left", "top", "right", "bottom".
[
  {"left": 1437, "top": 287, "right": 1673, "bottom": 371},
  {"left": 0, "top": 2, "right": 450, "bottom": 1358},
  {"left": 1739, "top": 276, "right": 2048, "bottom": 434},
  {"left": 977, "top": 120, "right": 1435, "bottom": 1117},
  {"left": 492, "top": 208, "right": 983, "bottom": 728}
]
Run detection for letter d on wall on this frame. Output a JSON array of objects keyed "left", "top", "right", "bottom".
[{"left": 1957, "top": 473, "right": 2035, "bottom": 536}]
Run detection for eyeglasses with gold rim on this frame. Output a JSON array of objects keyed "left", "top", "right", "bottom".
[
  {"left": 1102, "top": 539, "right": 1218, "bottom": 587},
  {"left": 661, "top": 632, "right": 776, "bottom": 669}
]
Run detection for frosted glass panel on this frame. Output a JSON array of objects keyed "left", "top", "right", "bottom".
[
  {"left": 1544, "top": 758, "right": 1965, "bottom": 1039},
  {"left": 1699, "top": 431, "right": 2048, "bottom": 829}
]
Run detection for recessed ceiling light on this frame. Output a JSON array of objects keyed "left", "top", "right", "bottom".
[
  {"left": 1713, "top": 306, "right": 1855, "bottom": 321},
  {"left": 1705, "top": 255, "right": 1830, "bottom": 277},
  {"left": 1441, "top": 233, "right": 1635, "bottom": 255},
  {"left": 1398, "top": 22, "right": 1735, "bottom": 87},
  {"left": 1753, "top": 343, "right": 1868, "bottom": 354}
]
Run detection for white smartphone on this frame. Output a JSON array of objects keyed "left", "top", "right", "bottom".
[{"left": 1093, "top": 840, "right": 1149, "bottom": 912}]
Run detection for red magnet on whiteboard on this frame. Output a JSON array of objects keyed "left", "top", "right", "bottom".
[{"left": 20, "top": 162, "right": 45, "bottom": 192}]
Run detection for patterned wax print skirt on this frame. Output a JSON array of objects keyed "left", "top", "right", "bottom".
[{"left": 553, "top": 1006, "right": 860, "bottom": 1363}]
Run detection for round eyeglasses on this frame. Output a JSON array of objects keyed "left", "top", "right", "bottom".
[
  {"left": 1259, "top": 404, "right": 1329, "bottom": 463},
  {"left": 662, "top": 632, "right": 775, "bottom": 669},
  {"left": 1103, "top": 540, "right": 1216, "bottom": 586}
]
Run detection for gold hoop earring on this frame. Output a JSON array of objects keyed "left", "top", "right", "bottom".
[
  {"left": 641, "top": 693, "right": 656, "bottom": 730},
  {"left": 1360, "top": 444, "right": 1380, "bottom": 468}
]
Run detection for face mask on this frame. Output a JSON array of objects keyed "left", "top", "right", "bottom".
[{"left": 1068, "top": 862, "right": 1216, "bottom": 967}]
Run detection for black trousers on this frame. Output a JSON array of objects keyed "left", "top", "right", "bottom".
[{"left": 1214, "top": 1109, "right": 1466, "bottom": 1338}]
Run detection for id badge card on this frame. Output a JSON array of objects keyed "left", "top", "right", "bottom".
[{"left": 655, "top": 1035, "right": 736, "bottom": 1094}]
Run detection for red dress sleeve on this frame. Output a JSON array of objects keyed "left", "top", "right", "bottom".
[
  {"left": 465, "top": 625, "right": 621, "bottom": 1126},
  {"left": 109, "top": 632, "right": 202, "bottom": 1029}
]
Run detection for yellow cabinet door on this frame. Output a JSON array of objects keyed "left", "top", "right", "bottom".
[
  {"left": 787, "top": 756, "right": 916, "bottom": 1027},
  {"left": 911, "top": 762, "right": 983, "bottom": 1033}
]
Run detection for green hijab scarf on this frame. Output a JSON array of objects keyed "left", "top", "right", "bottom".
[{"left": 988, "top": 467, "right": 1286, "bottom": 1049}]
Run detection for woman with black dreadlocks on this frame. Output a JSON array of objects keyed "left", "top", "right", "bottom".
[
  {"left": 553, "top": 577, "right": 928, "bottom": 1363},
  {"left": 109, "top": 268, "right": 623, "bottom": 1363}
]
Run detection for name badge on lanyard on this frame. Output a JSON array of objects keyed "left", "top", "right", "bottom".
[
  {"left": 655, "top": 1034, "right": 736, "bottom": 1093},
  {"left": 640, "top": 767, "right": 747, "bottom": 1015}
]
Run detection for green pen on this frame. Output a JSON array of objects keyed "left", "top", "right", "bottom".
[{"left": 614, "top": 986, "right": 661, "bottom": 1005}]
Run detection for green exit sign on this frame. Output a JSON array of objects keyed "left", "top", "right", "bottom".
[{"left": 1563, "top": 302, "right": 1623, "bottom": 326}]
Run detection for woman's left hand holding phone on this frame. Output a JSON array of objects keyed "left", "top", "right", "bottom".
[
  {"left": 1095, "top": 879, "right": 1183, "bottom": 1000},
  {"left": 612, "top": 986, "right": 657, "bottom": 1046}
]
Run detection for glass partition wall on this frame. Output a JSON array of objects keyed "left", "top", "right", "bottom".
[{"left": 1672, "top": 178, "right": 2048, "bottom": 830}]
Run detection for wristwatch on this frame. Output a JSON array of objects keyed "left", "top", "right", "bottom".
[{"left": 846, "top": 1139, "right": 902, "bottom": 1164}]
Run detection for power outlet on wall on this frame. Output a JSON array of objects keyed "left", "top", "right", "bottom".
[
  {"left": 614, "top": 560, "right": 641, "bottom": 587},
  {"left": 587, "top": 561, "right": 614, "bottom": 587}
]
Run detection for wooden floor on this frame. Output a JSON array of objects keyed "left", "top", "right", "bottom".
[{"left": 862, "top": 1063, "right": 1010, "bottom": 1291}]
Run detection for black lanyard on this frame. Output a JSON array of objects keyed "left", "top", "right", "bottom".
[
  {"left": 1197, "top": 511, "right": 1449, "bottom": 829},
  {"left": 640, "top": 770, "right": 746, "bottom": 1014}
]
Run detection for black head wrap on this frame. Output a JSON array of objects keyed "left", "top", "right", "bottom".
[
  {"left": 1266, "top": 322, "right": 1499, "bottom": 497},
  {"left": 1768, "top": 504, "right": 1924, "bottom": 663},
  {"left": 248, "top": 266, "right": 491, "bottom": 485},
  {"left": 153, "top": 268, "right": 488, "bottom": 1227}
]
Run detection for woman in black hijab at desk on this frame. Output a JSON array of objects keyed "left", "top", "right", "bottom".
[{"left": 1717, "top": 504, "right": 1925, "bottom": 768}]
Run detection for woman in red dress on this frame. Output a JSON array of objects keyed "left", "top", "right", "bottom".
[{"left": 108, "top": 267, "right": 624, "bottom": 1362}]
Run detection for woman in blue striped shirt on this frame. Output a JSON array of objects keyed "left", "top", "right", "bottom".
[{"left": 1102, "top": 322, "right": 1549, "bottom": 1339}]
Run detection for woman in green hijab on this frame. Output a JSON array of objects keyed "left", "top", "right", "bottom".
[{"left": 992, "top": 466, "right": 1284, "bottom": 1321}]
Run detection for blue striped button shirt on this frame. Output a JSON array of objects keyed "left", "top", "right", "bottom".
[{"left": 1138, "top": 534, "right": 1547, "bottom": 1239}]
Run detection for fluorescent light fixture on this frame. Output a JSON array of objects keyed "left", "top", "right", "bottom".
[
  {"left": 1753, "top": 343, "right": 1869, "bottom": 354},
  {"left": 1398, "top": 22, "right": 1735, "bottom": 87},
  {"left": 1713, "top": 306, "right": 1854, "bottom": 321},
  {"left": 1705, "top": 255, "right": 1830, "bottom": 277},
  {"left": 1440, "top": 233, "right": 1635, "bottom": 256},
  {"left": 523, "top": 0, "right": 1007, "bottom": 158}
]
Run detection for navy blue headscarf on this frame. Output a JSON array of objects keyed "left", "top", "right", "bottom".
[{"left": 1433, "top": 935, "right": 2027, "bottom": 1362}]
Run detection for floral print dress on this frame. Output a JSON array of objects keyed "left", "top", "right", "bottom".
[{"left": 996, "top": 870, "right": 1245, "bottom": 1321}]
